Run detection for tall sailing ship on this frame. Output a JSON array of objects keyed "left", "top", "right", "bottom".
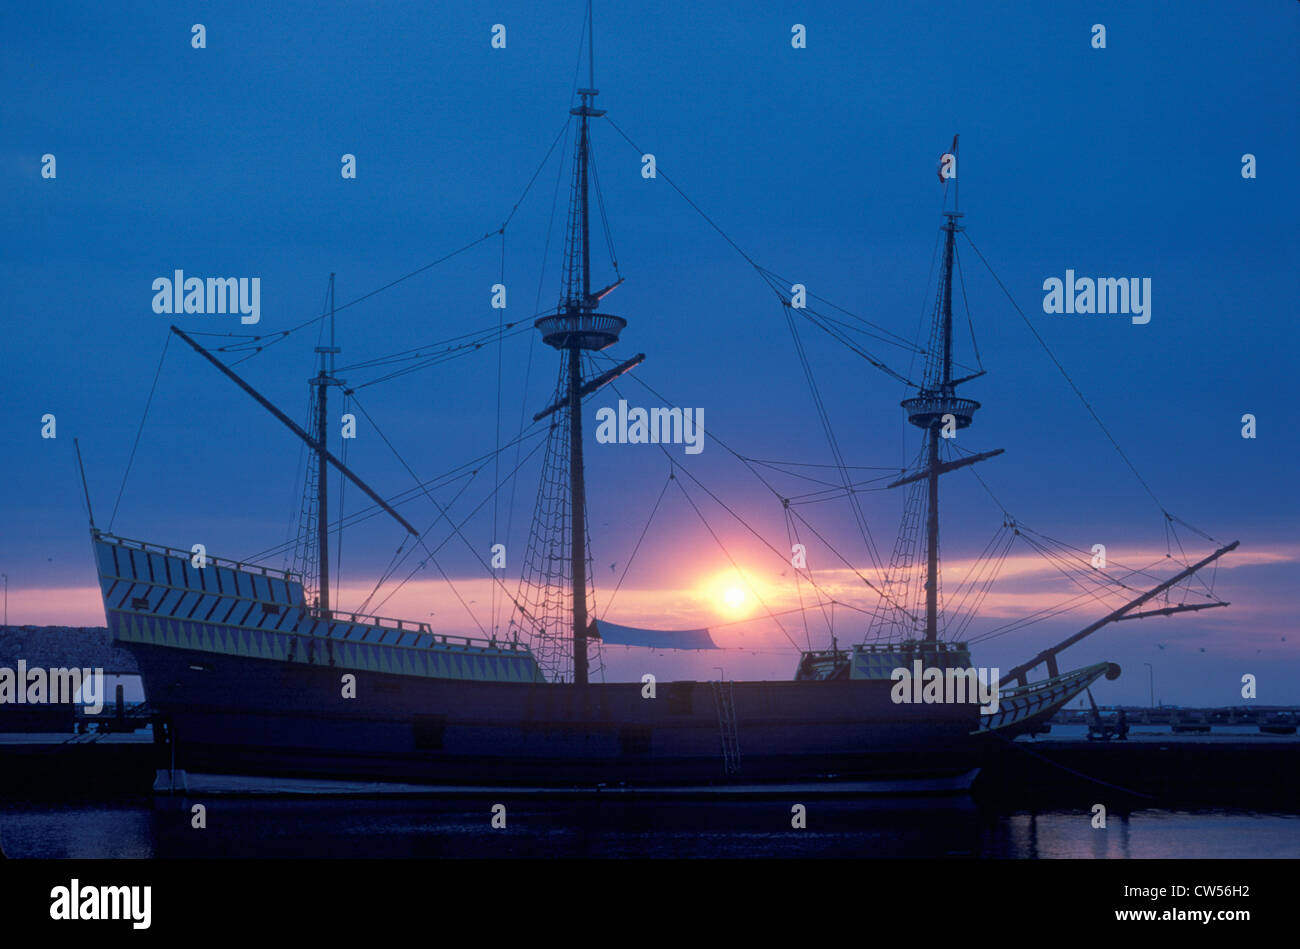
[{"left": 84, "top": 8, "right": 1235, "bottom": 792}]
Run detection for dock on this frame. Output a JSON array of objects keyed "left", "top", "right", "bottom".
[{"left": 975, "top": 730, "right": 1300, "bottom": 809}]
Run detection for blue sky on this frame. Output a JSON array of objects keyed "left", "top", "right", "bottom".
[{"left": 1, "top": 1, "right": 1297, "bottom": 704}]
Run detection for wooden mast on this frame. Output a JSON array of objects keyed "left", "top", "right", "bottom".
[
  {"left": 313, "top": 274, "right": 339, "bottom": 617},
  {"left": 533, "top": 0, "right": 626, "bottom": 685},
  {"left": 902, "top": 135, "right": 995, "bottom": 643}
]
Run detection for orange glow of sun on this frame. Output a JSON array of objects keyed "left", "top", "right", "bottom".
[{"left": 703, "top": 569, "right": 760, "bottom": 620}]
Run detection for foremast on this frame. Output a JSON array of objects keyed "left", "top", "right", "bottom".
[{"left": 882, "top": 136, "right": 1235, "bottom": 674}]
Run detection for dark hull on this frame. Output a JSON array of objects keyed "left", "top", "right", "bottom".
[{"left": 128, "top": 643, "right": 980, "bottom": 788}]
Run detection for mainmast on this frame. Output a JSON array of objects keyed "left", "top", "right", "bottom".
[
  {"left": 312, "top": 273, "right": 343, "bottom": 618},
  {"left": 923, "top": 211, "right": 959, "bottom": 641},
  {"left": 533, "top": 1, "right": 628, "bottom": 685},
  {"left": 897, "top": 135, "right": 999, "bottom": 642}
]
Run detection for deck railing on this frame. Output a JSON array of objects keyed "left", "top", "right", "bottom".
[
  {"left": 95, "top": 530, "right": 301, "bottom": 583},
  {"left": 315, "top": 609, "right": 528, "bottom": 653},
  {"left": 97, "top": 530, "right": 528, "bottom": 654},
  {"left": 852, "top": 640, "right": 970, "bottom": 654}
]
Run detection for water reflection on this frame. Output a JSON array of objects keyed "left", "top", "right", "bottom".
[{"left": 2, "top": 796, "right": 1297, "bottom": 859}]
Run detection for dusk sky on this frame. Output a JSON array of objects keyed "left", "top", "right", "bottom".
[{"left": 2, "top": 1, "right": 1297, "bottom": 705}]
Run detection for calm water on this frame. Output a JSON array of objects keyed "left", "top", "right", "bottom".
[{"left": 2, "top": 796, "right": 1297, "bottom": 859}]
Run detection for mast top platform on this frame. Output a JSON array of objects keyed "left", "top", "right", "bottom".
[
  {"left": 535, "top": 308, "right": 626, "bottom": 350},
  {"left": 572, "top": 88, "right": 605, "bottom": 117},
  {"left": 901, "top": 393, "right": 980, "bottom": 430}
]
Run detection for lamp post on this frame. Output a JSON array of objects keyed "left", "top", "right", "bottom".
[{"left": 1143, "top": 661, "right": 1154, "bottom": 708}]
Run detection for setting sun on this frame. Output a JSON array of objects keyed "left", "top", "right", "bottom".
[{"left": 701, "top": 568, "right": 763, "bottom": 620}]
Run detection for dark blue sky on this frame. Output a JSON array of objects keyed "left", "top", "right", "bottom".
[{"left": 2, "top": 1, "right": 1297, "bottom": 703}]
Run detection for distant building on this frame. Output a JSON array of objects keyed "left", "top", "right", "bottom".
[{"left": 0, "top": 626, "right": 140, "bottom": 731}]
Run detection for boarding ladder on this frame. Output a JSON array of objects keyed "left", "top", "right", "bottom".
[{"left": 711, "top": 680, "right": 741, "bottom": 776}]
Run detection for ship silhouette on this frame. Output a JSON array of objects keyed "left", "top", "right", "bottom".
[{"left": 84, "top": 4, "right": 1235, "bottom": 794}]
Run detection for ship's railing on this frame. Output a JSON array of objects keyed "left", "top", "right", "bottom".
[
  {"left": 534, "top": 311, "right": 626, "bottom": 349},
  {"left": 96, "top": 530, "right": 531, "bottom": 655},
  {"left": 94, "top": 530, "right": 302, "bottom": 584},
  {"left": 900, "top": 396, "right": 981, "bottom": 417},
  {"left": 313, "top": 608, "right": 529, "bottom": 653},
  {"left": 535, "top": 312, "right": 626, "bottom": 336},
  {"left": 852, "top": 640, "right": 970, "bottom": 654},
  {"left": 901, "top": 395, "right": 981, "bottom": 429},
  {"left": 329, "top": 612, "right": 434, "bottom": 635},
  {"left": 997, "top": 661, "right": 1110, "bottom": 699}
]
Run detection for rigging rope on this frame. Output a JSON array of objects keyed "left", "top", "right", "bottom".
[
  {"left": 336, "top": 322, "right": 528, "bottom": 373},
  {"left": 603, "top": 116, "right": 926, "bottom": 386},
  {"left": 753, "top": 265, "right": 924, "bottom": 354},
  {"left": 601, "top": 469, "right": 673, "bottom": 617},
  {"left": 505, "top": 116, "right": 573, "bottom": 596},
  {"left": 189, "top": 119, "right": 572, "bottom": 368},
  {"left": 953, "top": 242, "right": 983, "bottom": 370},
  {"left": 247, "top": 418, "right": 549, "bottom": 566},
  {"left": 192, "top": 232, "right": 499, "bottom": 359},
  {"left": 345, "top": 393, "right": 551, "bottom": 638},
  {"left": 668, "top": 463, "right": 804, "bottom": 652},
  {"left": 109, "top": 332, "right": 171, "bottom": 531},
  {"left": 601, "top": 362, "right": 922, "bottom": 627},
  {"left": 336, "top": 390, "right": 350, "bottom": 610},
  {"left": 493, "top": 231, "right": 506, "bottom": 636},
  {"left": 347, "top": 325, "right": 535, "bottom": 389},
  {"left": 962, "top": 232, "right": 1173, "bottom": 522},
  {"left": 777, "top": 298, "right": 889, "bottom": 580}
]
